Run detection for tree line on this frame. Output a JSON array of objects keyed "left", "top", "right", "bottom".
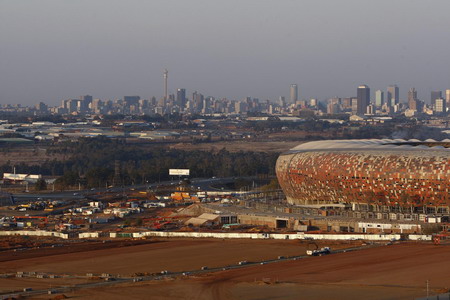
[{"left": 1, "top": 137, "right": 279, "bottom": 189}]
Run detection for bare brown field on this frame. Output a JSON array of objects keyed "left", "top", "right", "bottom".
[
  {"left": 170, "top": 141, "right": 301, "bottom": 153},
  {"left": 24, "top": 242, "right": 450, "bottom": 300},
  {"left": 43, "top": 280, "right": 423, "bottom": 300},
  {"left": 0, "top": 238, "right": 358, "bottom": 296},
  {"left": 0, "top": 239, "right": 349, "bottom": 275}
]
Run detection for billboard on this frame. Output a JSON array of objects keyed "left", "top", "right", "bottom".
[{"left": 169, "top": 169, "right": 190, "bottom": 176}]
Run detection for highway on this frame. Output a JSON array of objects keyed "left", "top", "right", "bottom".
[{"left": 8, "top": 177, "right": 237, "bottom": 204}]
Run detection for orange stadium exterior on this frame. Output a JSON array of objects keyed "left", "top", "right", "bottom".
[{"left": 276, "top": 139, "right": 450, "bottom": 210}]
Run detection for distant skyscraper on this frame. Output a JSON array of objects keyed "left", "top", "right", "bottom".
[
  {"left": 176, "top": 88, "right": 186, "bottom": 108},
  {"left": 35, "top": 102, "right": 48, "bottom": 113},
  {"left": 431, "top": 91, "right": 442, "bottom": 107},
  {"left": 91, "top": 98, "right": 102, "bottom": 114},
  {"left": 446, "top": 89, "right": 450, "bottom": 106},
  {"left": 408, "top": 88, "right": 417, "bottom": 102},
  {"left": 67, "top": 99, "right": 78, "bottom": 113},
  {"left": 387, "top": 85, "right": 399, "bottom": 106},
  {"left": 375, "top": 90, "right": 384, "bottom": 107},
  {"left": 79, "top": 95, "right": 92, "bottom": 113},
  {"left": 435, "top": 98, "right": 446, "bottom": 114},
  {"left": 408, "top": 88, "right": 420, "bottom": 111},
  {"left": 327, "top": 102, "right": 340, "bottom": 114},
  {"left": 328, "top": 97, "right": 340, "bottom": 105},
  {"left": 290, "top": 84, "right": 298, "bottom": 103},
  {"left": 366, "top": 104, "right": 375, "bottom": 115},
  {"left": 356, "top": 85, "right": 370, "bottom": 115},
  {"left": 351, "top": 98, "right": 358, "bottom": 115},
  {"left": 163, "top": 69, "right": 168, "bottom": 101},
  {"left": 123, "top": 96, "right": 140, "bottom": 107},
  {"left": 342, "top": 97, "right": 352, "bottom": 109}
]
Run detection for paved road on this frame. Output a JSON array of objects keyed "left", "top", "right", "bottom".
[{"left": 8, "top": 177, "right": 241, "bottom": 204}]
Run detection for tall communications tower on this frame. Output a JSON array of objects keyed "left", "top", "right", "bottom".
[{"left": 164, "top": 69, "right": 168, "bottom": 100}]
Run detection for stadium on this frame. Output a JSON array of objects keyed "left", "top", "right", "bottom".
[{"left": 276, "top": 139, "right": 450, "bottom": 213}]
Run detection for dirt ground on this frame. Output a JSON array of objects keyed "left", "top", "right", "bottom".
[
  {"left": 39, "top": 280, "right": 423, "bottom": 300},
  {"left": 19, "top": 242, "right": 450, "bottom": 300},
  {"left": 0, "top": 239, "right": 348, "bottom": 275},
  {"left": 0, "top": 238, "right": 353, "bottom": 295}
]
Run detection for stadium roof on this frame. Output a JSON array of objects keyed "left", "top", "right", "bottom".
[{"left": 288, "top": 139, "right": 450, "bottom": 153}]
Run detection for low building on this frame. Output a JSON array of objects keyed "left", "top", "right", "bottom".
[
  {"left": 185, "top": 213, "right": 237, "bottom": 227},
  {"left": 2, "top": 173, "right": 42, "bottom": 184}
]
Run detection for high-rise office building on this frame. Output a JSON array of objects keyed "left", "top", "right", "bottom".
[
  {"left": 356, "top": 85, "right": 370, "bottom": 115},
  {"left": 327, "top": 102, "right": 340, "bottom": 114},
  {"left": 408, "top": 88, "right": 422, "bottom": 111},
  {"left": 35, "top": 102, "right": 48, "bottom": 113},
  {"left": 328, "top": 97, "right": 340, "bottom": 105},
  {"left": 387, "top": 85, "right": 399, "bottom": 106},
  {"left": 435, "top": 98, "right": 446, "bottom": 114},
  {"left": 176, "top": 88, "right": 186, "bottom": 109},
  {"left": 375, "top": 90, "right": 384, "bottom": 107},
  {"left": 67, "top": 99, "right": 78, "bottom": 113},
  {"left": 408, "top": 88, "right": 417, "bottom": 103},
  {"left": 431, "top": 91, "right": 442, "bottom": 107},
  {"left": 342, "top": 97, "right": 352, "bottom": 109},
  {"left": 446, "top": 89, "right": 450, "bottom": 106},
  {"left": 79, "top": 95, "right": 92, "bottom": 113},
  {"left": 290, "top": 84, "right": 298, "bottom": 103},
  {"left": 91, "top": 99, "right": 102, "bottom": 114},
  {"left": 80, "top": 95, "right": 92, "bottom": 102},
  {"left": 124, "top": 96, "right": 140, "bottom": 107},
  {"left": 367, "top": 104, "right": 375, "bottom": 115}
]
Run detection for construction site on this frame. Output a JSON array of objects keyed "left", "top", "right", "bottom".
[{"left": 1, "top": 177, "right": 450, "bottom": 299}]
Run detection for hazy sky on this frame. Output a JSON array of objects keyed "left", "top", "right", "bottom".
[{"left": 1, "top": 0, "right": 450, "bottom": 106}]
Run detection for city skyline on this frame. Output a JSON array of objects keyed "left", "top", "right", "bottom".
[
  {"left": 2, "top": 0, "right": 450, "bottom": 105},
  {"left": 2, "top": 75, "right": 450, "bottom": 108}
]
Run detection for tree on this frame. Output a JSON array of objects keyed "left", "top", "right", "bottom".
[{"left": 34, "top": 178, "right": 47, "bottom": 191}]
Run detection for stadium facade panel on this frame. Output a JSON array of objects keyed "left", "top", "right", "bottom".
[{"left": 276, "top": 139, "right": 450, "bottom": 208}]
